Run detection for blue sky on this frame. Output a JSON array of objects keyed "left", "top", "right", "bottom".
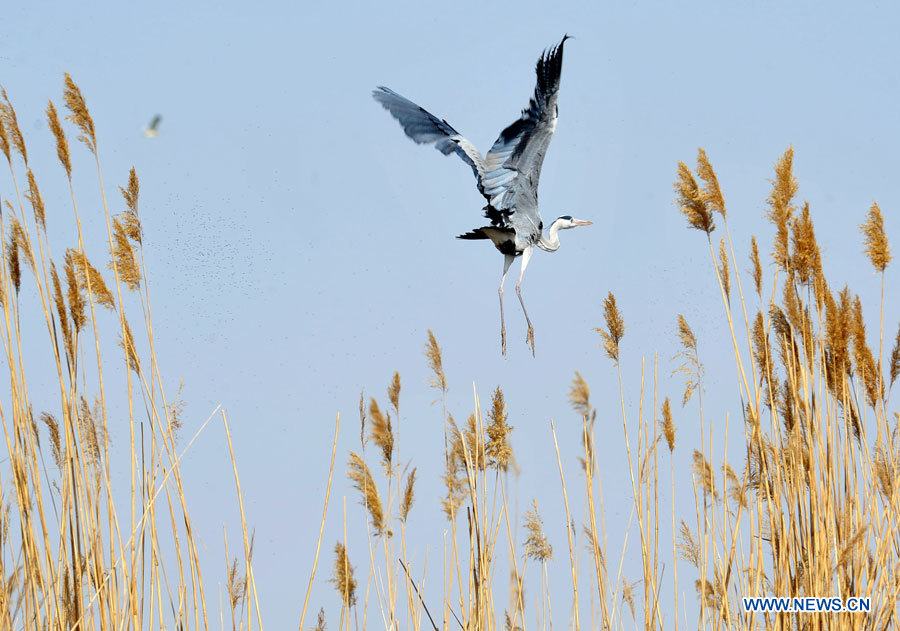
[{"left": 5, "top": 1, "right": 899, "bottom": 627}]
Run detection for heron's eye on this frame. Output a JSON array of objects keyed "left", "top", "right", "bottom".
[{"left": 538, "top": 221, "right": 543, "bottom": 230}]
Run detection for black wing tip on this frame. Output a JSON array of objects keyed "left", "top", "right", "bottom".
[
  {"left": 543, "top": 35, "right": 571, "bottom": 61},
  {"left": 534, "top": 35, "right": 569, "bottom": 94}
]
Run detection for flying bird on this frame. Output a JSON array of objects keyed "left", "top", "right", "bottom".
[
  {"left": 373, "top": 35, "right": 591, "bottom": 356},
  {"left": 143, "top": 114, "right": 162, "bottom": 138}
]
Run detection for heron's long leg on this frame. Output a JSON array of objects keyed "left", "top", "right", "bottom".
[
  {"left": 499, "top": 254, "right": 515, "bottom": 356},
  {"left": 515, "top": 246, "right": 535, "bottom": 356}
]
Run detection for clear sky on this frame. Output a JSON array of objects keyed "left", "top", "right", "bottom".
[{"left": 4, "top": 1, "right": 899, "bottom": 627}]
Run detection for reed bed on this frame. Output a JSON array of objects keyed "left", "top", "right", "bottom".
[
  {"left": 1, "top": 77, "right": 895, "bottom": 630},
  {"left": 307, "top": 148, "right": 899, "bottom": 630},
  {"left": 0, "top": 80, "right": 255, "bottom": 629}
]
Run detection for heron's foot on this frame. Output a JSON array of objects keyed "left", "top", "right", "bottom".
[{"left": 526, "top": 324, "right": 535, "bottom": 357}]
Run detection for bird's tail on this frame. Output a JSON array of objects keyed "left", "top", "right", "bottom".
[{"left": 457, "top": 228, "right": 489, "bottom": 240}]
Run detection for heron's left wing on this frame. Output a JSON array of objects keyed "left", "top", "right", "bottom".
[
  {"left": 373, "top": 87, "right": 486, "bottom": 192},
  {"left": 482, "top": 35, "right": 569, "bottom": 211}
]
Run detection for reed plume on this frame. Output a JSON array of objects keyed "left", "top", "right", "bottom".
[
  {"left": 696, "top": 148, "right": 725, "bottom": 217},
  {"left": 9, "top": 218, "right": 33, "bottom": 275},
  {"left": 358, "top": 391, "right": 366, "bottom": 448},
  {"left": 523, "top": 500, "right": 552, "bottom": 562},
  {"left": 425, "top": 329, "right": 447, "bottom": 393},
  {"left": 692, "top": 450, "right": 718, "bottom": 501},
  {"left": 675, "top": 161, "right": 714, "bottom": 234},
  {"left": 69, "top": 247, "right": 114, "bottom": 309},
  {"left": 400, "top": 467, "right": 416, "bottom": 522},
  {"left": 661, "top": 397, "right": 675, "bottom": 452},
  {"left": 111, "top": 216, "right": 141, "bottom": 290},
  {"left": 486, "top": 386, "right": 513, "bottom": 471},
  {"left": 0, "top": 90, "right": 27, "bottom": 165},
  {"left": 64, "top": 250, "right": 86, "bottom": 331},
  {"left": 890, "top": 323, "right": 900, "bottom": 387},
  {"left": 441, "top": 421, "right": 467, "bottom": 520},
  {"left": 622, "top": 579, "right": 637, "bottom": 621},
  {"left": 77, "top": 396, "right": 102, "bottom": 465},
  {"left": 791, "top": 203, "right": 822, "bottom": 287},
  {"left": 873, "top": 449, "right": 895, "bottom": 501},
  {"left": 674, "top": 314, "right": 701, "bottom": 405},
  {"left": 750, "top": 236, "right": 763, "bottom": 297},
  {"left": 227, "top": 557, "right": 248, "bottom": 614},
  {"left": 694, "top": 579, "right": 720, "bottom": 610},
  {"left": 718, "top": 238, "right": 730, "bottom": 302},
  {"left": 0, "top": 113, "right": 9, "bottom": 163},
  {"left": 119, "top": 316, "right": 140, "bottom": 373},
  {"left": 121, "top": 165, "right": 140, "bottom": 210},
  {"left": 368, "top": 398, "right": 393, "bottom": 474},
  {"left": 722, "top": 463, "right": 746, "bottom": 509},
  {"left": 50, "top": 263, "right": 73, "bottom": 357},
  {"left": 850, "top": 296, "right": 882, "bottom": 407},
  {"left": 7, "top": 228, "right": 20, "bottom": 295},
  {"left": 25, "top": 170, "right": 46, "bottom": 231},
  {"left": 677, "top": 521, "right": 700, "bottom": 568},
  {"left": 63, "top": 73, "right": 96, "bottom": 153},
  {"left": 39, "top": 413, "right": 63, "bottom": 469},
  {"left": 331, "top": 542, "right": 357, "bottom": 607},
  {"left": 595, "top": 291, "right": 624, "bottom": 363},
  {"left": 347, "top": 452, "right": 385, "bottom": 535},
  {"left": 313, "top": 609, "right": 326, "bottom": 631},
  {"left": 767, "top": 147, "right": 798, "bottom": 270},
  {"left": 386, "top": 372, "right": 401, "bottom": 416},
  {"left": 46, "top": 100, "right": 71, "bottom": 177},
  {"left": 861, "top": 202, "right": 891, "bottom": 272}
]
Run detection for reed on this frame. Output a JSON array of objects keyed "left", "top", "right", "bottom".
[
  {"left": 0, "top": 78, "right": 255, "bottom": 629},
  {"left": 312, "top": 147, "right": 898, "bottom": 630}
]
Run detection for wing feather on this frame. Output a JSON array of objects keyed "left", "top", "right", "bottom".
[{"left": 372, "top": 86, "right": 486, "bottom": 191}]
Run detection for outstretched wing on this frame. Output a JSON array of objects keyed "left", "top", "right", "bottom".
[
  {"left": 482, "top": 35, "right": 569, "bottom": 212},
  {"left": 372, "top": 86, "right": 487, "bottom": 194}
]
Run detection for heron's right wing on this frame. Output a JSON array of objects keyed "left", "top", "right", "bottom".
[
  {"left": 373, "top": 87, "right": 487, "bottom": 195},
  {"left": 482, "top": 36, "right": 569, "bottom": 212}
]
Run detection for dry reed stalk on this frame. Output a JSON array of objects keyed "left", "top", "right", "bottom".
[
  {"left": 550, "top": 422, "right": 580, "bottom": 630},
  {"left": 570, "top": 372, "right": 611, "bottom": 629},
  {"left": 299, "top": 414, "right": 340, "bottom": 630},
  {"left": 222, "top": 410, "right": 262, "bottom": 629}
]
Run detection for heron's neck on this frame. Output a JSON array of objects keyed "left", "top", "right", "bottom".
[{"left": 537, "top": 221, "right": 562, "bottom": 252}]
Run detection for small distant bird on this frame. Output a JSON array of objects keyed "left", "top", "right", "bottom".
[
  {"left": 373, "top": 35, "right": 591, "bottom": 356},
  {"left": 143, "top": 115, "right": 162, "bottom": 138}
]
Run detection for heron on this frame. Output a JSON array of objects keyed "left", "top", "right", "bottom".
[{"left": 373, "top": 35, "right": 591, "bottom": 356}]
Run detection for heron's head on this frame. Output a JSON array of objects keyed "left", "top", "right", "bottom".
[{"left": 553, "top": 215, "right": 593, "bottom": 230}]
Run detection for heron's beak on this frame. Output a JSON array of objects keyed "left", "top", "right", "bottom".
[{"left": 572, "top": 219, "right": 593, "bottom": 227}]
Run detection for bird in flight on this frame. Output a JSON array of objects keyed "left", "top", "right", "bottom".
[
  {"left": 143, "top": 114, "right": 162, "bottom": 138},
  {"left": 373, "top": 35, "right": 591, "bottom": 356}
]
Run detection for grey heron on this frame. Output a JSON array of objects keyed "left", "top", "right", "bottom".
[{"left": 373, "top": 35, "right": 591, "bottom": 356}]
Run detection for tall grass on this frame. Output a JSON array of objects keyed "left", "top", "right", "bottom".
[
  {"left": 0, "top": 80, "right": 255, "bottom": 629},
  {"left": 310, "top": 148, "right": 898, "bottom": 629}
]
